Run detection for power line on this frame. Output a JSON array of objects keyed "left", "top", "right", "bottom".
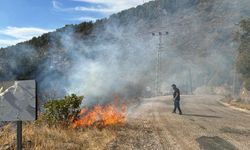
[
  {"left": 152, "top": 31, "right": 168, "bottom": 96},
  {"left": 136, "top": 29, "right": 169, "bottom": 96}
]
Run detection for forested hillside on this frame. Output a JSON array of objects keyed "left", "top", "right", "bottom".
[{"left": 0, "top": 0, "right": 250, "bottom": 103}]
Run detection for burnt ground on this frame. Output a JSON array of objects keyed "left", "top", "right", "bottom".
[{"left": 108, "top": 95, "right": 250, "bottom": 150}]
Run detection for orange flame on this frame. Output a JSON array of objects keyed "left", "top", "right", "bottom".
[{"left": 71, "top": 96, "right": 126, "bottom": 128}]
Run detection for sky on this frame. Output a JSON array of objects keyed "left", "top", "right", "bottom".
[{"left": 0, "top": 0, "right": 149, "bottom": 48}]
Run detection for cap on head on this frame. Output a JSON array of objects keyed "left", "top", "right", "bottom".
[{"left": 171, "top": 84, "right": 176, "bottom": 87}]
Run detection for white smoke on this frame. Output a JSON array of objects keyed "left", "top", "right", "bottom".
[{"left": 1, "top": 0, "right": 250, "bottom": 105}]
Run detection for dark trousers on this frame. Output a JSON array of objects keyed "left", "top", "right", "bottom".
[{"left": 173, "top": 100, "right": 182, "bottom": 114}]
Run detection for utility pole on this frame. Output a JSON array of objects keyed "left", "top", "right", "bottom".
[
  {"left": 233, "top": 65, "right": 238, "bottom": 98},
  {"left": 136, "top": 28, "right": 169, "bottom": 97},
  {"left": 152, "top": 31, "right": 168, "bottom": 96},
  {"left": 233, "top": 69, "right": 236, "bottom": 97},
  {"left": 233, "top": 45, "right": 239, "bottom": 98},
  {"left": 188, "top": 68, "right": 193, "bottom": 94}
]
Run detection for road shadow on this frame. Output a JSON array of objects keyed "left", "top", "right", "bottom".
[
  {"left": 182, "top": 113, "right": 222, "bottom": 118},
  {"left": 196, "top": 136, "right": 237, "bottom": 150}
]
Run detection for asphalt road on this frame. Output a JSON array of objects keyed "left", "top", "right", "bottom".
[{"left": 128, "top": 95, "right": 250, "bottom": 150}]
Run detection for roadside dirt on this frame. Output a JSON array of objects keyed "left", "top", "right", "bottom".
[{"left": 110, "top": 95, "right": 250, "bottom": 150}]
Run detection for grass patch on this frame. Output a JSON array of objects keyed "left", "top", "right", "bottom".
[
  {"left": 222, "top": 96, "right": 250, "bottom": 110},
  {"left": 228, "top": 101, "right": 250, "bottom": 110},
  {"left": 0, "top": 122, "right": 116, "bottom": 150}
]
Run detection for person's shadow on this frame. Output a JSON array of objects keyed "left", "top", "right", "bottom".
[{"left": 182, "top": 113, "right": 222, "bottom": 118}]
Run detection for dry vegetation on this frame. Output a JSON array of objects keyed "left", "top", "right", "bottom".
[
  {"left": 228, "top": 101, "right": 250, "bottom": 110},
  {"left": 0, "top": 120, "right": 161, "bottom": 150},
  {"left": 0, "top": 96, "right": 157, "bottom": 150},
  {"left": 222, "top": 96, "right": 250, "bottom": 110},
  {"left": 0, "top": 122, "right": 116, "bottom": 150}
]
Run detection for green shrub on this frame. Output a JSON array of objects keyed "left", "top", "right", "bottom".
[{"left": 43, "top": 94, "right": 83, "bottom": 125}]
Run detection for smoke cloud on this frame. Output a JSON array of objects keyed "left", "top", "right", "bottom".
[{"left": 1, "top": 0, "right": 250, "bottom": 106}]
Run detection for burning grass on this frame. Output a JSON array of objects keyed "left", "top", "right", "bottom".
[
  {"left": 0, "top": 97, "right": 162, "bottom": 150},
  {"left": 71, "top": 103, "right": 126, "bottom": 128},
  {"left": 0, "top": 94, "right": 164, "bottom": 150},
  {"left": 0, "top": 96, "right": 128, "bottom": 149}
]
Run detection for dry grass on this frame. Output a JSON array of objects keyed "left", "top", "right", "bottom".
[
  {"left": 228, "top": 101, "right": 250, "bottom": 110},
  {"left": 0, "top": 121, "right": 161, "bottom": 150},
  {"left": 222, "top": 96, "right": 250, "bottom": 110},
  {"left": 0, "top": 122, "right": 116, "bottom": 150}
]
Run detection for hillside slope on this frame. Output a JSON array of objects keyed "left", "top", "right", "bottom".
[{"left": 0, "top": 0, "right": 250, "bottom": 102}]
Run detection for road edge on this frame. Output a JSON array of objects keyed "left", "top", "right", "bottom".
[{"left": 218, "top": 100, "right": 250, "bottom": 114}]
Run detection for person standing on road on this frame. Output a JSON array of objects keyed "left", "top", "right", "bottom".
[{"left": 172, "top": 84, "right": 182, "bottom": 115}]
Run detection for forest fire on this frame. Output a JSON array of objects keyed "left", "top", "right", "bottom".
[{"left": 71, "top": 96, "right": 126, "bottom": 128}]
